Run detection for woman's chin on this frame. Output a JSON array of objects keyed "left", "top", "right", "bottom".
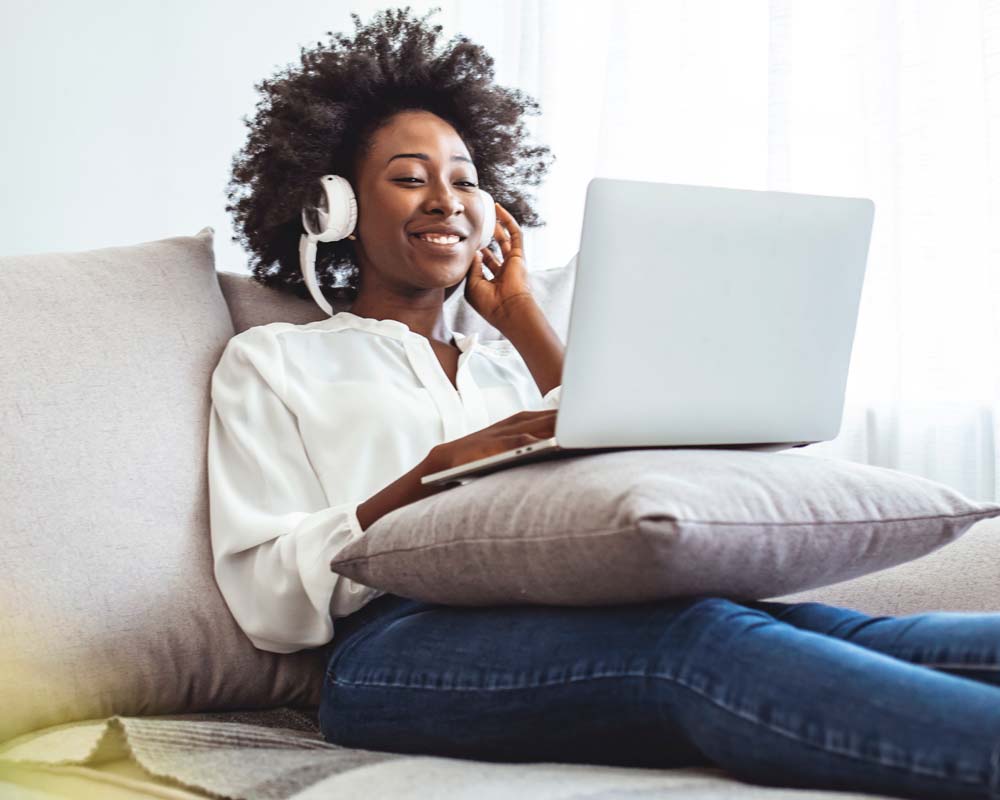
[{"left": 410, "top": 257, "right": 471, "bottom": 284}]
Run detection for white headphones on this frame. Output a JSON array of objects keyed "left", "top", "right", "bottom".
[{"left": 299, "top": 174, "right": 497, "bottom": 315}]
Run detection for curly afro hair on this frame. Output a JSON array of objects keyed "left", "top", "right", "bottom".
[{"left": 225, "top": 5, "right": 556, "bottom": 305}]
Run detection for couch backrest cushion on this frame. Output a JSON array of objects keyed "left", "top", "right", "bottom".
[
  {"left": 0, "top": 227, "right": 328, "bottom": 743},
  {"left": 216, "top": 252, "right": 578, "bottom": 341}
]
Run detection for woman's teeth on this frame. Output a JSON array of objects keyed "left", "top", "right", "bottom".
[{"left": 417, "top": 234, "right": 461, "bottom": 244}]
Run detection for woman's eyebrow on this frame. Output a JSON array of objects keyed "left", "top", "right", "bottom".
[{"left": 385, "top": 152, "right": 474, "bottom": 166}]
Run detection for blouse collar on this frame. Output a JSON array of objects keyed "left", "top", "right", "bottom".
[{"left": 321, "top": 310, "right": 480, "bottom": 353}]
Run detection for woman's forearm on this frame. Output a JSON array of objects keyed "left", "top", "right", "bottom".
[{"left": 355, "top": 449, "right": 449, "bottom": 532}]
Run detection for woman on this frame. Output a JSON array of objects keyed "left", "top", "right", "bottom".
[{"left": 214, "top": 7, "right": 1000, "bottom": 798}]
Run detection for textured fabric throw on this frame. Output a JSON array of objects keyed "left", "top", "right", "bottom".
[
  {"left": 0, "top": 709, "right": 905, "bottom": 799},
  {"left": 0, "top": 711, "right": 400, "bottom": 800}
]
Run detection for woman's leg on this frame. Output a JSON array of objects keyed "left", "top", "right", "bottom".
[
  {"left": 319, "top": 592, "right": 1000, "bottom": 800},
  {"left": 744, "top": 599, "right": 1000, "bottom": 689}
]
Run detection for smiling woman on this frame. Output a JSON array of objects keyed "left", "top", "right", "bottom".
[
  {"left": 206, "top": 8, "right": 1000, "bottom": 796},
  {"left": 224, "top": 5, "right": 555, "bottom": 308}
]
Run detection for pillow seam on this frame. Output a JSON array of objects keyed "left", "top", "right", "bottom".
[{"left": 332, "top": 508, "right": 998, "bottom": 568}]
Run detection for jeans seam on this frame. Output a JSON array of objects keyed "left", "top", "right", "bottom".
[
  {"left": 329, "top": 669, "right": 993, "bottom": 790},
  {"left": 884, "top": 650, "right": 1000, "bottom": 671}
]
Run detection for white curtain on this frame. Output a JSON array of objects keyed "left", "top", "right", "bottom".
[{"left": 410, "top": 0, "right": 999, "bottom": 501}]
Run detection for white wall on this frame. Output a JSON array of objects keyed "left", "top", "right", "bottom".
[{"left": 0, "top": 0, "right": 582, "bottom": 274}]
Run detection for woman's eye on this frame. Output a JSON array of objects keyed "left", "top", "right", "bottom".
[{"left": 394, "top": 178, "right": 478, "bottom": 187}]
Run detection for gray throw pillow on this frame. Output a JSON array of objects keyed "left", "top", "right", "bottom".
[{"left": 330, "top": 449, "right": 1000, "bottom": 605}]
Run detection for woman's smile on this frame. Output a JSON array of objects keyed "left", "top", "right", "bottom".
[{"left": 409, "top": 233, "right": 467, "bottom": 255}]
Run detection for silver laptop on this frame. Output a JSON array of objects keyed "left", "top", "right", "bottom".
[{"left": 422, "top": 177, "right": 876, "bottom": 488}]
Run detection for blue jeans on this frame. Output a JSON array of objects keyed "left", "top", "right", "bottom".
[{"left": 319, "top": 592, "right": 1000, "bottom": 799}]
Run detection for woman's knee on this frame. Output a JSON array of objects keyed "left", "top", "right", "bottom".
[
  {"left": 640, "top": 595, "right": 786, "bottom": 675},
  {"left": 652, "top": 594, "right": 773, "bottom": 631}
]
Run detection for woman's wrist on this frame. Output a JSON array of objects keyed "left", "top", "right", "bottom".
[
  {"left": 422, "top": 444, "right": 451, "bottom": 475},
  {"left": 356, "top": 452, "right": 450, "bottom": 532}
]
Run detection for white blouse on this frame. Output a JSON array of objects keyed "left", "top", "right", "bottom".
[{"left": 207, "top": 310, "right": 562, "bottom": 654}]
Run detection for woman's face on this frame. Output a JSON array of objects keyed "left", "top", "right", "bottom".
[{"left": 351, "top": 109, "right": 484, "bottom": 297}]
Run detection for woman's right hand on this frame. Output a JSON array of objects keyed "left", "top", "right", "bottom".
[{"left": 427, "top": 409, "right": 558, "bottom": 473}]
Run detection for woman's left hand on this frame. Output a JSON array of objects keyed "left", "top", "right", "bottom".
[{"left": 464, "top": 202, "right": 537, "bottom": 330}]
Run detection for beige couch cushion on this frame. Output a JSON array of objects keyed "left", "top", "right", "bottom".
[
  {"left": 216, "top": 251, "right": 578, "bottom": 340},
  {"left": 0, "top": 228, "right": 327, "bottom": 743},
  {"left": 329, "top": 448, "right": 1000, "bottom": 606}
]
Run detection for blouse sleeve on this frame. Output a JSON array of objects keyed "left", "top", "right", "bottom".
[{"left": 207, "top": 328, "right": 380, "bottom": 654}]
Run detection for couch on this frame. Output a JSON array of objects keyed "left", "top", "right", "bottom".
[{"left": 2, "top": 227, "right": 998, "bottom": 799}]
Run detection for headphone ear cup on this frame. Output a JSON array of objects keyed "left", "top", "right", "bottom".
[
  {"left": 298, "top": 174, "right": 358, "bottom": 318},
  {"left": 476, "top": 189, "right": 496, "bottom": 251},
  {"left": 302, "top": 175, "right": 357, "bottom": 242},
  {"left": 328, "top": 175, "right": 358, "bottom": 241}
]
